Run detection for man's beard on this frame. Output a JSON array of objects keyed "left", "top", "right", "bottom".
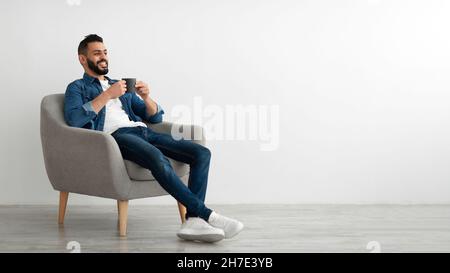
[{"left": 87, "top": 58, "right": 109, "bottom": 75}]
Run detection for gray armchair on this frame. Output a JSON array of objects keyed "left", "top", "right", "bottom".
[{"left": 40, "top": 94, "right": 205, "bottom": 236}]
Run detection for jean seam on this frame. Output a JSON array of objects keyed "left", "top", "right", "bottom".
[{"left": 152, "top": 143, "right": 196, "bottom": 163}]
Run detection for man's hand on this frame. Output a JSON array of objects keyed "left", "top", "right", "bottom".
[
  {"left": 91, "top": 81, "right": 126, "bottom": 113},
  {"left": 105, "top": 80, "right": 127, "bottom": 99},
  {"left": 135, "top": 81, "right": 150, "bottom": 100},
  {"left": 135, "top": 80, "right": 158, "bottom": 116}
]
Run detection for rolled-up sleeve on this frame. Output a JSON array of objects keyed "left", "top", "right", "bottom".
[
  {"left": 131, "top": 92, "right": 164, "bottom": 124},
  {"left": 64, "top": 82, "right": 97, "bottom": 128},
  {"left": 82, "top": 101, "right": 95, "bottom": 113}
]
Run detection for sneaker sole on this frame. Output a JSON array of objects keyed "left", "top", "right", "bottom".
[{"left": 177, "top": 232, "right": 225, "bottom": 243}]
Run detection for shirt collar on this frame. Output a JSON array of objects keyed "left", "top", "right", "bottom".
[{"left": 82, "top": 73, "right": 114, "bottom": 85}]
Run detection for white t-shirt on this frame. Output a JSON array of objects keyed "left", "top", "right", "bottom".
[{"left": 99, "top": 79, "right": 147, "bottom": 134}]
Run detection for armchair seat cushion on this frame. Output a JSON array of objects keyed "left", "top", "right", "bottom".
[{"left": 123, "top": 158, "right": 189, "bottom": 181}]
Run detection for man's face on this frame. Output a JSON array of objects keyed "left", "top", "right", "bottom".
[{"left": 80, "top": 42, "right": 109, "bottom": 75}]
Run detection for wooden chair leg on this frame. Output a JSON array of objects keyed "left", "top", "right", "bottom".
[
  {"left": 117, "top": 200, "right": 129, "bottom": 237},
  {"left": 117, "top": 200, "right": 120, "bottom": 229},
  {"left": 58, "top": 191, "right": 69, "bottom": 225},
  {"left": 177, "top": 202, "right": 186, "bottom": 223}
]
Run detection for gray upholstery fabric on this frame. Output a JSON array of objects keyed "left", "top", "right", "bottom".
[
  {"left": 40, "top": 94, "right": 206, "bottom": 200},
  {"left": 124, "top": 159, "right": 189, "bottom": 181}
]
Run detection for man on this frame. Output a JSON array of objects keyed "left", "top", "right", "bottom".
[{"left": 64, "top": 34, "right": 243, "bottom": 243}]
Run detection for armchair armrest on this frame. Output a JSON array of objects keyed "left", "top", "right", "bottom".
[
  {"left": 145, "top": 121, "right": 206, "bottom": 146},
  {"left": 41, "top": 119, "right": 131, "bottom": 200}
]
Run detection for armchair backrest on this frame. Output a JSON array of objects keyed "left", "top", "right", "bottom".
[
  {"left": 41, "top": 94, "right": 66, "bottom": 130},
  {"left": 40, "top": 94, "right": 68, "bottom": 191}
]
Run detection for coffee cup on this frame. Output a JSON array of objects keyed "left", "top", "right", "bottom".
[{"left": 122, "top": 78, "right": 137, "bottom": 93}]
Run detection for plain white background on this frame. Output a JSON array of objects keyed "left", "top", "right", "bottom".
[{"left": 0, "top": 0, "right": 449, "bottom": 205}]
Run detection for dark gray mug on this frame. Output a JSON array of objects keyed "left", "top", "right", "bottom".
[{"left": 122, "top": 78, "right": 136, "bottom": 93}]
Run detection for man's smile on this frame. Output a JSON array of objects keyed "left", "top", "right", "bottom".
[{"left": 98, "top": 60, "right": 108, "bottom": 68}]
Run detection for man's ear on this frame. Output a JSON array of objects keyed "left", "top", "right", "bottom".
[{"left": 78, "top": 54, "right": 86, "bottom": 65}]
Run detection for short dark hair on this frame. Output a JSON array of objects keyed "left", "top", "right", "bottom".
[{"left": 78, "top": 34, "right": 103, "bottom": 55}]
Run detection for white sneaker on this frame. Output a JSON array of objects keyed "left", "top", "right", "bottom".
[
  {"left": 208, "top": 211, "right": 244, "bottom": 239},
  {"left": 177, "top": 217, "right": 225, "bottom": 243}
]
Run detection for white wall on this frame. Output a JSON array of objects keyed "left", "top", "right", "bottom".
[{"left": 1, "top": 0, "right": 449, "bottom": 205}]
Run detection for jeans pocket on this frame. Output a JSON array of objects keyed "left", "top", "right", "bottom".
[{"left": 140, "top": 126, "right": 148, "bottom": 139}]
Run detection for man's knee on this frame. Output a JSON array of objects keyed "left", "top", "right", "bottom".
[
  {"left": 196, "top": 146, "right": 211, "bottom": 162},
  {"left": 155, "top": 155, "right": 172, "bottom": 171}
]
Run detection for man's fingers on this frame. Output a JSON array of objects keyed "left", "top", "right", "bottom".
[
  {"left": 136, "top": 85, "right": 148, "bottom": 91},
  {"left": 136, "top": 81, "right": 148, "bottom": 87}
]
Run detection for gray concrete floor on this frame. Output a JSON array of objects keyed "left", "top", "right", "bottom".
[{"left": 0, "top": 204, "right": 449, "bottom": 253}]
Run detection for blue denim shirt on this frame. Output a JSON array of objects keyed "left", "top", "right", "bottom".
[{"left": 64, "top": 73, "right": 164, "bottom": 131}]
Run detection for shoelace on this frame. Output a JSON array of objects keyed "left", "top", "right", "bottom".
[{"left": 212, "top": 214, "right": 231, "bottom": 228}]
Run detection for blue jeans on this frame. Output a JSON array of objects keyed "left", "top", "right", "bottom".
[{"left": 111, "top": 126, "right": 213, "bottom": 221}]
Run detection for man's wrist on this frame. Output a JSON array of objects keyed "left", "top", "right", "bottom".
[{"left": 103, "top": 89, "right": 112, "bottom": 100}]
